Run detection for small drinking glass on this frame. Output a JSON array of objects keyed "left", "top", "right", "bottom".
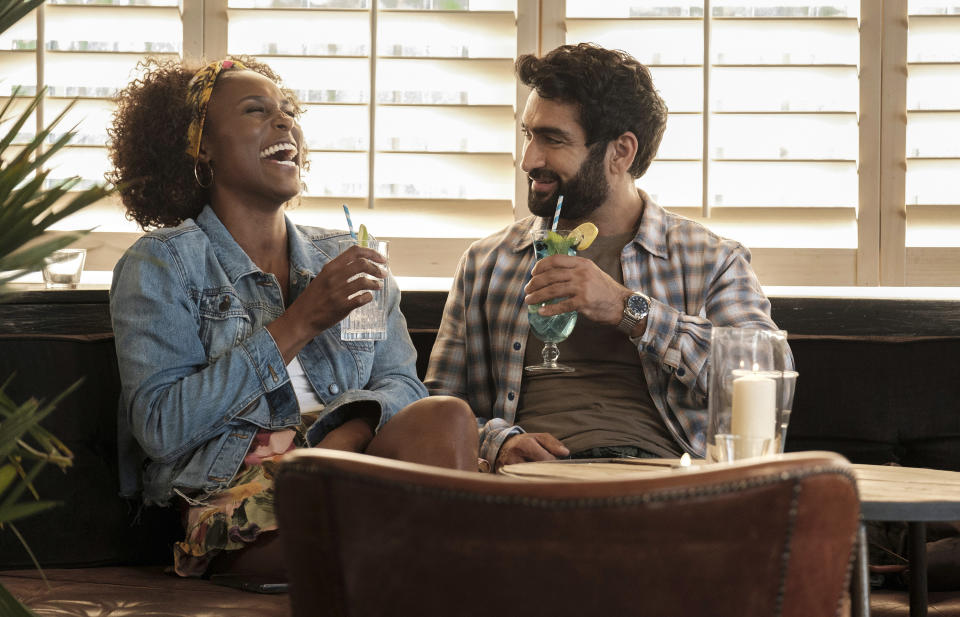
[
  {"left": 337, "top": 239, "right": 388, "bottom": 341},
  {"left": 524, "top": 229, "right": 578, "bottom": 375},
  {"left": 711, "top": 434, "right": 772, "bottom": 463},
  {"left": 42, "top": 248, "right": 86, "bottom": 289}
]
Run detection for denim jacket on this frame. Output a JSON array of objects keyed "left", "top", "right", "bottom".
[{"left": 111, "top": 206, "right": 426, "bottom": 506}]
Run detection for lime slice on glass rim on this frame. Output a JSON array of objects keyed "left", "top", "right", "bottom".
[{"left": 358, "top": 223, "right": 369, "bottom": 248}]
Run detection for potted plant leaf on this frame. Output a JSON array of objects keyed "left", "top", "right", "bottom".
[{"left": 0, "top": 0, "right": 115, "bottom": 613}]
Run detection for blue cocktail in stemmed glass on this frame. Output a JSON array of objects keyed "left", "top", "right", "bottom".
[{"left": 525, "top": 229, "right": 580, "bottom": 374}]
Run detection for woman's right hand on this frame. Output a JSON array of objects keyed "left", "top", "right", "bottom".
[
  {"left": 268, "top": 245, "right": 387, "bottom": 362},
  {"left": 297, "top": 245, "right": 387, "bottom": 335}
]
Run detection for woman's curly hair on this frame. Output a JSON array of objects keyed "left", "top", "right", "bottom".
[
  {"left": 516, "top": 43, "right": 668, "bottom": 179},
  {"left": 107, "top": 55, "right": 306, "bottom": 230}
]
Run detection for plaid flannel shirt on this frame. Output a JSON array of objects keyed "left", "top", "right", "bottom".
[{"left": 424, "top": 197, "right": 778, "bottom": 464}]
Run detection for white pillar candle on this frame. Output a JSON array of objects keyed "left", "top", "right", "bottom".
[{"left": 731, "top": 373, "right": 777, "bottom": 439}]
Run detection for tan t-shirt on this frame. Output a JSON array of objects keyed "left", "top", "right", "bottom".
[{"left": 517, "top": 231, "right": 682, "bottom": 457}]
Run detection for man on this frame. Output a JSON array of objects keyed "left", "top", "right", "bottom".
[{"left": 425, "top": 43, "right": 779, "bottom": 470}]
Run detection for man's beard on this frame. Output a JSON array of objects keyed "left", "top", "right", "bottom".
[{"left": 527, "top": 142, "right": 609, "bottom": 221}]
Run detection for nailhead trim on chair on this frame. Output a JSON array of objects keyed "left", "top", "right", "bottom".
[
  {"left": 839, "top": 522, "right": 860, "bottom": 617},
  {"left": 773, "top": 479, "right": 803, "bottom": 617},
  {"left": 290, "top": 462, "right": 857, "bottom": 512}
]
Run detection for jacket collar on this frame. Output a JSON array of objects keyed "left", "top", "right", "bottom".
[{"left": 195, "top": 205, "right": 317, "bottom": 285}]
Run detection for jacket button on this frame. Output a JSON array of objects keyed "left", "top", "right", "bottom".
[
  {"left": 513, "top": 341, "right": 521, "bottom": 351},
  {"left": 219, "top": 296, "right": 231, "bottom": 311},
  {"left": 507, "top": 392, "right": 515, "bottom": 401},
  {"left": 328, "top": 384, "right": 340, "bottom": 395},
  {"left": 677, "top": 367, "right": 686, "bottom": 377}
]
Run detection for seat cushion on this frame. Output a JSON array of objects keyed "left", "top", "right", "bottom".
[
  {"left": 0, "top": 566, "right": 289, "bottom": 617},
  {"left": 786, "top": 338, "right": 960, "bottom": 470}
]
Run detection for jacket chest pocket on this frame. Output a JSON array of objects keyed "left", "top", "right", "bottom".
[
  {"left": 302, "top": 329, "right": 376, "bottom": 392},
  {"left": 198, "top": 291, "right": 251, "bottom": 355}
]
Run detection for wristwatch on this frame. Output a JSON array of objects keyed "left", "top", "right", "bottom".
[{"left": 617, "top": 292, "right": 650, "bottom": 335}]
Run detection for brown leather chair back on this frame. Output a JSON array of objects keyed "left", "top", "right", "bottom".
[{"left": 275, "top": 450, "right": 859, "bottom": 617}]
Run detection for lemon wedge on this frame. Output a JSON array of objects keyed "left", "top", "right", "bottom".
[
  {"left": 358, "top": 223, "right": 369, "bottom": 248},
  {"left": 569, "top": 222, "right": 598, "bottom": 250}
]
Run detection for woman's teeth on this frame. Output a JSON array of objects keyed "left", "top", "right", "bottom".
[{"left": 259, "top": 142, "right": 298, "bottom": 166}]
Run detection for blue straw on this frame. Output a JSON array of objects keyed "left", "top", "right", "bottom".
[
  {"left": 551, "top": 195, "right": 563, "bottom": 231},
  {"left": 342, "top": 204, "right": 357, "bottom": 240}
]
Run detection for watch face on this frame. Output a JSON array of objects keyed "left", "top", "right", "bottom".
[{"left": 626, "top": 293, "right": 649, "bottom": 318}]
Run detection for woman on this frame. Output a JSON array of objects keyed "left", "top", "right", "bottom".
[{"left": 107, "top": 57, "right": 477, "bottom": 578}]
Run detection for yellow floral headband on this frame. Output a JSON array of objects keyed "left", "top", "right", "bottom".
[{"left": 185, "top": 59, "right": 247, "bottom": 160}]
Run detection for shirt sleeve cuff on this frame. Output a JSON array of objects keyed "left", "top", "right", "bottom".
[
  {"left": 304, "top": 390, "right": 388, "bottom": 446},
  {"left": 479, "top": 418, "right": 524, "bottom": 466},
  {"left": 637, "top": 298, "right": 681, "bottom": 366}
]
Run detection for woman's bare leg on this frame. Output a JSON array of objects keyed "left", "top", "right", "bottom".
[
  {"left": 206, "top": 530, "right": 286, "bottom": 581},
  {"left": 365, "top": 395, "right": 478, "bottom": 470}
]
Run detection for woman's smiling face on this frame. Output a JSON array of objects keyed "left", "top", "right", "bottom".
[{"left": 199, "top": 70, "right": 305, "bottom": 209}]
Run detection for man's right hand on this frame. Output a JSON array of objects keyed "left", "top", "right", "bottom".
[{"left": 496, "top": 433, "right": 570, "bottom": 469}]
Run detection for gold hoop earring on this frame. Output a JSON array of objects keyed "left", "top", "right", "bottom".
[{"left": 194, "top": 160, "right": 213, "bottom": 188}]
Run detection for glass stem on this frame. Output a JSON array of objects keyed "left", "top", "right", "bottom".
[{"left": 542, "top": 341, "right": 561, "bottom": 367}]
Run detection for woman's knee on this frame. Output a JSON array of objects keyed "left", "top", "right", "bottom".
[
  {"left": 368, "top": 396, "right": 478, "bottom": 465},
  {"left": 406, "top": 395, "right": 475, "bottom": 430}
]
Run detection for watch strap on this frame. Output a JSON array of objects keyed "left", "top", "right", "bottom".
[{"left": 617, "top": 293, "right": 649, "bottom": 334}]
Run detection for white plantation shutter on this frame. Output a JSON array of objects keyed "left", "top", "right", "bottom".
[
  {"left": 43, "top": 0, "right": 180, "bottom": 213},
  {"left": 563, "top": 0, "right": 862, "bottom": 284},
  {"left": 226, "top": 3, "right": 372, "bottom": 201},
  {"left": 566, "top": 0, "right": 704, "bottom": 213},
  {"left": 0, "top": 10, "right": 36, "bottom": 100},
  {"left": 223, "top": 0, "right": 518, "bottom": 275},
  {"left": 373, "top": 1, "right": 517, "bottom": 274},
  {"left": 904, "top": 1, "right": 960, "bottom": 283},
  {"left": 372, "top": 0, "right": 517, "bottom": 262}
]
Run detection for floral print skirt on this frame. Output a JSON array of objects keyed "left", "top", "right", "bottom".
[{"left": 173, "top": 460, "right": 283, "bottom": 577}]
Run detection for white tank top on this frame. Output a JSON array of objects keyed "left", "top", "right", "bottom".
[{"left": 287, "top": 356, "right": 325, "bottom": 415}]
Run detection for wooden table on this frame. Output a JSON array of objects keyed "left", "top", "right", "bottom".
[
  {"left": 853, "top": 464, "right": 960, "bottom": 617},
  {"left": 501, "top": 458, "right": 960, "bottom": 617}
]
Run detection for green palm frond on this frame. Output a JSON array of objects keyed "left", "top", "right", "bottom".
[
  {"left": 0, "top": 376, "right": 78, "bottom": 466},
  {"left": 0, "top": 0, "right": 44, "bottom": 42},
  {"left": 0, "top": 376, "right": 77, "bottom": 586},
  {"left": 0, "top": 378, "right": 76, "bottom": 616},
  {"left": 0, "top": 581, "right": 38, "bottom": 617}
]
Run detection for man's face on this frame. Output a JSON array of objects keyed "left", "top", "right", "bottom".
[{"left": 519, "top": 91, "right": 609, "bottom": 220}]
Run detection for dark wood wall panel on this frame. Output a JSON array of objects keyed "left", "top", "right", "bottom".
[{"left": 5, "top": 288, "right": 960, "bottom": 339}]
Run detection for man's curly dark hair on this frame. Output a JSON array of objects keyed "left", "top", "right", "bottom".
[
  {"left": 107, "top": 55, "right": 307, "bottom": 230},
  {"left": 516, "top": 43, "right": 667, "bottom": 179}
]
